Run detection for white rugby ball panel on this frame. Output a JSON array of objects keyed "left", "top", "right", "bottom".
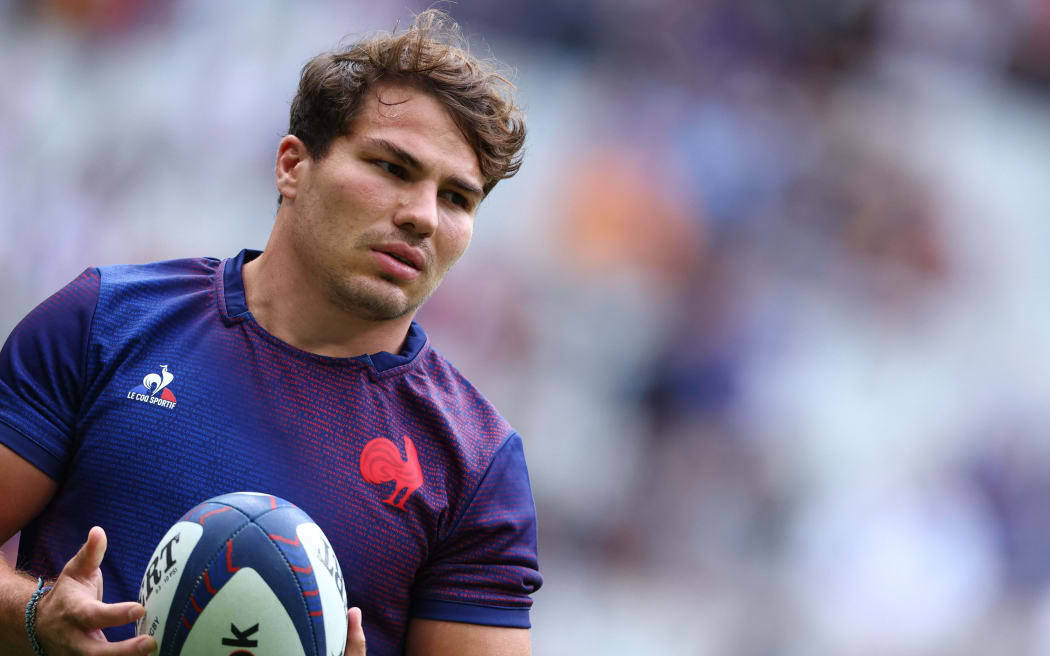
[{"left": 181, "top": 567, "right": 307, "bottom": 656}]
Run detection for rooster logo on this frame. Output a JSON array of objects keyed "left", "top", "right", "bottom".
[
  {"left": 126, "top": 364, "right": 177, "bottom": 408},
  {"left": 142, "top": 364, "right": 174, "bottom": 397},
  {"left": 359, "top": 436, "right": 423, "bottom": 509}
]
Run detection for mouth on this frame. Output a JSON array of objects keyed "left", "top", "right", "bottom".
[
  {"left": 371, "top": 243, "right": 425, "bottom": 281},
  {"left": 373, "top": 243, "right": 424, "bottom": 271},
  {"left": 386, "top": 251, "right": 417, "bottom": 269}
]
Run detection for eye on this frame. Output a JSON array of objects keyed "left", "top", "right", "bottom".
[
  {"left": 439, "top": 190, "right": 469, "bottom": 209},
  {"left": 374, "top": 160, "right": 407, "bottom": 179}
]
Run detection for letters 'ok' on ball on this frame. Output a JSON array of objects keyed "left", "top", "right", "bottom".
[{"left": 136, "top": 491, "right": 348, "bottom": 656}]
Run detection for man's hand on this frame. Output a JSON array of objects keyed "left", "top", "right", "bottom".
[
  {"left": 33, "top": 527, "right": 155, "bottom": 656},
  {"left": 344, "top": 606, "right": 366, "bottom": 656}
]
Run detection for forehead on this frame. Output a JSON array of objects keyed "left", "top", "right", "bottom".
[{"left": 348, "top": 83, "right": 482, "bottom": 186}]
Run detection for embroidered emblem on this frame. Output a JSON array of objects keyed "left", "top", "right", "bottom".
[
  {"left": 359, "top": 436, "right": 423, "bottom": 509},
  {"left": 126, "top": 364, "right": 177, "bottom": 409}
]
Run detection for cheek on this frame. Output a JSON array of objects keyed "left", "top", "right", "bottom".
[
  {"left": 346, "top": 176, "right": 390, "bottom": 211},
  {"left": 312, "top": 165, "right": 391, "bottom": 220},
  {"left": 438, "top": 218, "right": 473, "bottom": 266}
]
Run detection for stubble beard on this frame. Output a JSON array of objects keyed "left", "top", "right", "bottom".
[
  {"left": 326, "top": 273, "right": 419, "bottom": 321},
  {"left": 322, "top": 261, "right": 444, "bottom": 322}
]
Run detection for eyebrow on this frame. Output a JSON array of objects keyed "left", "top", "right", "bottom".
[{"left": 364, "top": 137, "right": 484, "bottom": 199}]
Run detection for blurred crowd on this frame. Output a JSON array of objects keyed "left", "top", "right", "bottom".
[{"left": 3, "top": 0, "right": 1050, "bottom": 654}]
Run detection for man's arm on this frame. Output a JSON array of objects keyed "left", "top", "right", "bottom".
[
  {"left": 0, "top": 442, "right": 57, "bottom": 654},
  {"left": 0, "top": 444, "right": 155, "bottom": 656},
  {"left": 406, "top": 619, "right": 530, "bottom": 656}
]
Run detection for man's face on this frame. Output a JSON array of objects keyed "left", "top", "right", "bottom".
[{"left": 285, "top": 82, "right": 484, "bottom": 322}]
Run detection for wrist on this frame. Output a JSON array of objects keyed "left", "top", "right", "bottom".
[{"left": 24, "top": 578, "right": 52, "bottom": 656}]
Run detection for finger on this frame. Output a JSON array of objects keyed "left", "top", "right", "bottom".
[
  {"left": 81, "top": 599, "right": 147, "bottom": 630},
  {"left": 85, "top": 634, "right": 157, "bottom": 656},
  {"left": 345, "top": 607, "right": 366, "bottom": 656},
  {"left": 40, "top": 619, "right": 156, "bottom": 656},
  {"left": 63, "top": 526, "right": 107, "bottom": 582}
]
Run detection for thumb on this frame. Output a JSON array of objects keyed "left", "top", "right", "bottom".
[
  {"left": 63, "top": 526, "right": 107, "bottom": 581},
  {"left": 344, "top": 607, "right": 366, "bottom": 656}
]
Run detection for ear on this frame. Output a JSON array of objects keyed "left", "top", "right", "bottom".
[{"left": 275, "top": 135, "right": 309, "bottom": 201}]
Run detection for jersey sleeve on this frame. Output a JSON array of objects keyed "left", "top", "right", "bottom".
[
  {"left": 0, "top": 268, "right": 100, "bottom": 480},
  {"left": 410, "top": 431, "right": 543, "bottom": 628}
]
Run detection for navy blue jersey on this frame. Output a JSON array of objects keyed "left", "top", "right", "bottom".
[{"left": 0, "top": 249, "right": 542, "bottom": 655}]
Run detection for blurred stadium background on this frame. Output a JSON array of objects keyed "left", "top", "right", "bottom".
[{"left": 3, "top": 0, "right": 1050, "bottom": 654}]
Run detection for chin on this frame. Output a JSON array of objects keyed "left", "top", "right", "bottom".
[{"left": 332, "top": 280, "right": 423, "bottom": 322}]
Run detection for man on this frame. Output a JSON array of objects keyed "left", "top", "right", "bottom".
[{"left": 0, "top": 9, "right": 541, "bottom": 656}]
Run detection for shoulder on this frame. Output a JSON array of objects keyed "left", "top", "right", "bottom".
[
  {"left": 402, "top": 344, "right": 517, "bottom": 465},
  {"left": 91, "top": 256, "right": 221, "bottom": 319},
  {"left": 97, "top": 256, "right": 221, "bottom": 290},
  {"left": 418, "top": 346, "right": 510, "bottom": 427},
  {"left": 10, "top": 268, "right": 102, "bottom": 335}
]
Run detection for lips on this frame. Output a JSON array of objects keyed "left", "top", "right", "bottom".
[
  {"left": 370, "top": 242, "right": 426, "bottom": 281},
  {"left": 373, "top": 242, "right": 424, "bottom": 271}
]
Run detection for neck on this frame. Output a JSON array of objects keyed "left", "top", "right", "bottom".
[{"left": 242, "top": 242, "right": 415, "bottom": 359}]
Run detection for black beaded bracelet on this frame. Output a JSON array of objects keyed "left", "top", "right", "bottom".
[{"left": 24, "top": 577, "right": 52, "bottom": 656}]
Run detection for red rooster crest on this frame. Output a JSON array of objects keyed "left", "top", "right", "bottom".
[{"left": 359, "top": 436, "right": 423, "bottom": 509}]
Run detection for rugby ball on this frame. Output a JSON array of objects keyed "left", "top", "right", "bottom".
[{"left": 135, "top": 492, "right": 348, "bottom": 656}]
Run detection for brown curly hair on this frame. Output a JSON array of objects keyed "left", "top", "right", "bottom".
[{"left": 288, "top": 9, "right": 526, "bottom": 196}]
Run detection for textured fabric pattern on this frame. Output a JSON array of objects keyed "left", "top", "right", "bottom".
[{"left": 0, "top": 250, "right": 542, "bottom": 655}]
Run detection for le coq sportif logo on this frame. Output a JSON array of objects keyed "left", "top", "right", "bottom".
[{"left": 127, "top": 364, "right": 178, "bottom": 410}]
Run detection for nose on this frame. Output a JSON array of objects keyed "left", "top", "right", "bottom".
[{"left": 393, "top": 184, "right": 438, "bottom": 237}]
